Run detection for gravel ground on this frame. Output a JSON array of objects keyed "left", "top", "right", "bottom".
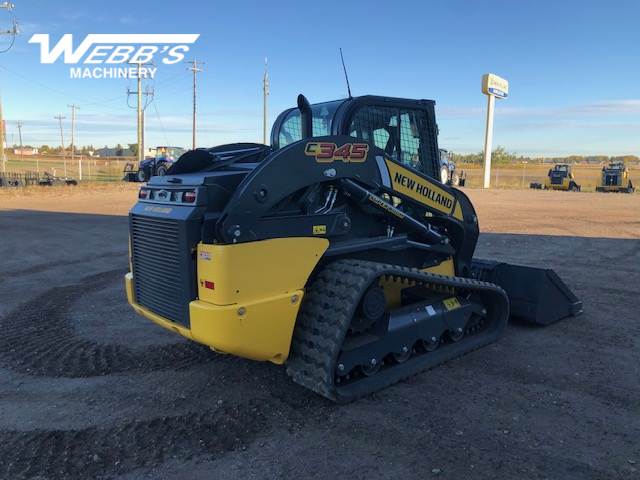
[{"left": 0, "top": 185, "right": 638, "bottom": 480}]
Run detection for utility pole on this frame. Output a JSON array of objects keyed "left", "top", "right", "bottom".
[
  {"left": 54, "top": 114, "right": 66, "bottom": 176},
  {"left": 263, "top": 57, "right": 269, "bottom": 145},
  {"left": 16, "top": 121, "right": 22, "bottom": 160},
  {"left": 67, "top": 104, "right": 80, "bottom": 178},
  {"left": 185, "top": 58, "right": 204, "bottom": 150},
  {"left": 0, "top": 4, "right": 16, "bottom": 172},
  {"left": 137, "top": 63, "right": 142, "bottom": 162},
  {"left": 127, "top": 60, "right": 154, "bottom": 162},
  {"left": 0, "top": 3, "right": 17, "bottom": 30},
  {"left": 0, "top": 94, "right": 5, "bottom": 173}
]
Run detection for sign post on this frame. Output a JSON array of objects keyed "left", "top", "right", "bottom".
[{"left": 481, "top": 73, "right": 509, "bottom": 188}]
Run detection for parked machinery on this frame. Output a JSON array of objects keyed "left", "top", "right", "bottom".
[
  {"left": 595, "top": 162, "right": 635, "bottom": 193},
  {"left": 544, "top": 164, "right": 581, "bottom": 191},
  {"left": 438, "top": 149, "right": 465, "bottom": 187},
  {"left": 123, "top": 146, "right": 188, "bottom": 182},
  {"left": 125, "top": 94, "right": 582, "bottom": 402}
]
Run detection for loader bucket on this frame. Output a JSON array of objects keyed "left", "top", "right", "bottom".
[{"left": 471, "top": 259, "right": 583, "bottom": 326}]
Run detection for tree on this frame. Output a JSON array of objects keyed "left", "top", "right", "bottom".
[
  {"left": 464, "top": 146, "right": 518, "bottom": 164},
  {"left": 453, "top": 152, "right": 483, "bottom": 164},
  {"left": 489, "top": 146, "right": 518, "bottom": 164},
  {"left": 612, "top": 155, "right": 638, "bottom": 164},
  {"left": 128, "top": 143, "right": 138, "bottom": 158}
]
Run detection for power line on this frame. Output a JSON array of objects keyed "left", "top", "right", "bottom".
[
  {"left": 127, "top": 60, "right": 155, "bottom": 161},
  {"left": 0, "top": 2, "right": 18, "bottom": 54},
  {"left": 0, "top": 65, "right": 130, "bottom": 112},
  {"left": 185, "top": 58, "right": 204, "bottom": 150},
  {"left": 151, "top": 99, "right": 169, "bottom": 146}
]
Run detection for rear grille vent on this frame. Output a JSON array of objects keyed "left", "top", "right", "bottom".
[
  {"left": 130, "top": 214, "right": 193, "bottom": 326},
  {"left": 604, "top": 174, "right": 620, "bottom": 186}
]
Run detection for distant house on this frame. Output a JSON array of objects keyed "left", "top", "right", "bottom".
[{"left": 13, "top": 148, "right": 38, "bottom": 156}]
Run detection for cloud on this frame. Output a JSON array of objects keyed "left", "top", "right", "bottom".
[
  {"left": 60, "top": 11, "right": 85, "bottom": 21},
  {"left": 440, "top": 100, "right": 640, "bottom": 120},
  {"left": 502, "top": 100, "right": 640, "bottom": 118},
  {"left": 7, "top": 20, "right": 51, "bottom": 34},
  {"left": 119, "top": 14, "right": 135, "bottom": 25}
]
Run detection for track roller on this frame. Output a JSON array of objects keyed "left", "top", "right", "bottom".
[{"left": 286, "top": 259, "right": 509, "bottom": 403}]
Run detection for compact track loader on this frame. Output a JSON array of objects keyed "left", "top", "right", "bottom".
[
  {"left": 544, "top": 164, "right": 580, "bottom": 191},
  {"left": 596, "top": 162, "right": 635, "bottom": 193},
  {"left": 126, "top": 94, "right": 582, "bottom": 402}
]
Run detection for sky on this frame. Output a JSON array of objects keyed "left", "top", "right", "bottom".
[{"left": 0, "top": 0, "right": 638, "bottom": 158}]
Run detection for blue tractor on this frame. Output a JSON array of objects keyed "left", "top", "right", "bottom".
[
  {"left": 124, "top": 146, "right": 188, "bottom": 182},
  {"left": 438, "top": 149, "right": 464, "bottom": 187}
]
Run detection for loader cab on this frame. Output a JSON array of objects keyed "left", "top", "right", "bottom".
[
  {"left": 271, "top": 95, "right": 440, "bottom": 180},
  {"left": 601, "top": 163, "right": 626, "bottom": 186},
  {"left": 274, "top": 99, "right": 344, "bottom": 148}
]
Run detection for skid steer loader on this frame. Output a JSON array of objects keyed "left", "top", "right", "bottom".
[
  {"left": 595, "top": 162, "right": 635, "bottom": 193},
  {"left": 125, "top": 94, "right": 582, "bottom": 402},
  {"left": 544, "top": 164, "right": 581, "bottom": 191}
]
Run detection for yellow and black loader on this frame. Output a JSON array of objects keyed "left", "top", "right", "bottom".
[
  {"left": 596, "top": 162, "right": 635, "bottom": 193},
  {"left": 544, "top": 164, "right": 581, "bottom": 191},
  {"left": 126, "top": 94, "right": 582, "bottom": 402}
]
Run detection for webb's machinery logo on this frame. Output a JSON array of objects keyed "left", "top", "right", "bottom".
[{"left": 28, "top": 34, "right": 200, "bottom": 79}]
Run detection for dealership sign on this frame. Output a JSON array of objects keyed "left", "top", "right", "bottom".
[
  {"left": 28, "top": 34, "right": 200, "bottom": 79},
  {"left": 481, "top": 73, "right": 509, "bottom": 99}
]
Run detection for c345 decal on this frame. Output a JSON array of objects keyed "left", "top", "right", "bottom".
[{"left": 305, "top": 142, "right": 369, "bottom": 163}]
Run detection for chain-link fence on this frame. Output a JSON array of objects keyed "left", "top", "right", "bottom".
[{"left": 1, "top": 155, "right": 136, "bottom": 183}]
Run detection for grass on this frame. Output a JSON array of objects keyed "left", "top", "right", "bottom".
[
  {"left": 457, "top": 163, "right": 639, "bottom": 192},
  {"left": 1, "top": 155, "right": 133, "bottom": 182},
  {"left": 2, "top": 155, "right": 638, "bottom": 193}
]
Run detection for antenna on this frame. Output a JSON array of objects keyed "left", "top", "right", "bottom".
[
  {"left": 340, "top": 48, "right": 352, "bottom": 99},
  {"left": 263, "top": 57, "right": 269, "bottom": 144}
]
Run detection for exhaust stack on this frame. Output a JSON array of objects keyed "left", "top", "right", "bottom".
[{"left": 297, "top": 94, "right": 313, "bottom": 139}]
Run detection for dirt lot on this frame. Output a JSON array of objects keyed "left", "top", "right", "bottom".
[{"left": 1, "top": 185, "right": 638, "bottom": 480}]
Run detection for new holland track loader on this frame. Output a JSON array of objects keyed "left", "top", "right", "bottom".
[
  {"left": 596, "top": 162, "right": 635, "bottom": 193},
  {"left": 125, "top": 94, "right": 582, "bottom": 402},
  {"left": 544, "top": 164, "right": 581, "bottom": 191}
]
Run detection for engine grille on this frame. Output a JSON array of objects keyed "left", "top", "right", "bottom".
[
  {"left": 550, "top": 176, "right": 563, "bottom": 185},
  {"left": 130, "top": 214, "right": 194, "bottom": 327},
  {"left": 604, "top": 174, "right": 620, "bottom": 186}
]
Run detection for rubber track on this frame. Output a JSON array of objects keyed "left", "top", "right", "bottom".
[{"left": 286, "top": 259, "right": 509, "bottom": 403}]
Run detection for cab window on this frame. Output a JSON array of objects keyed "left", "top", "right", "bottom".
[
  {"left": 277, "top": 101, "right": 343, "bottom": 148},
  {"left": 348, "top": 105, "right": 436, "bottom": 177}
]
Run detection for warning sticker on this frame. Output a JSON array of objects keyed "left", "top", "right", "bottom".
[{"left": 443, "top": 297, "right": 461, "bottom": 310}]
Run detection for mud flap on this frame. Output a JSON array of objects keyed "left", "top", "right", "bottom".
[{"left": 471, "top": 259, "right": 583, "bottom": 325}]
